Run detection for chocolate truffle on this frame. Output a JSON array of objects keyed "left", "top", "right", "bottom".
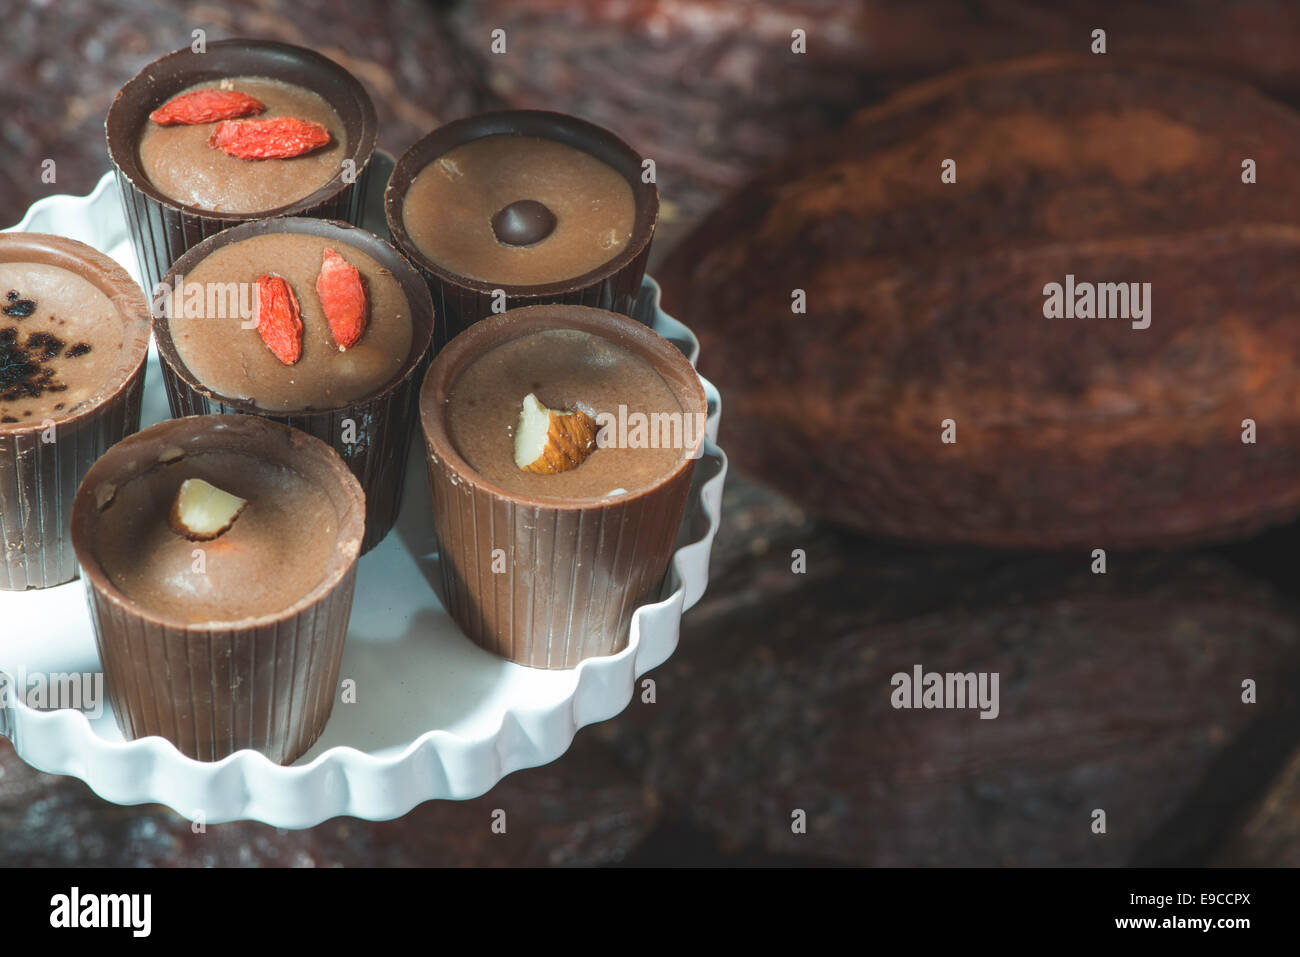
[
  {"left": 154, "top": 217, "right": 434, "bottom": 553},
  {"left": 445, "top": 328, "right": 686, "bottom": 500},
  {"left": 0, "top": 233, "right": 151, "bottom": 590},
  {"left": 0, "top": 263, "right": 126, "bottom": 423},
  {"left": 137, "top": 76, "right": 346, "bottom": 214},
  {"left": 401, "top": 134, "right": 635, "bottom": 285},
  {"left": 71, "top": 414, "right": 365, "bottom": 764},
  {"left": 386, "top": 111, "right": 658, "bottom": 350},
  {"left": 166, "top": 232, "right": 413, "bottom": 412},
  {"left": 94, "top": 449, "right": 344, "bottom": 624},
  {"left": 420, "top": 304, "right": 707, "bottom": 668},
  {"left": 107, "top": 39, "right": 378, "bottom": 294}
]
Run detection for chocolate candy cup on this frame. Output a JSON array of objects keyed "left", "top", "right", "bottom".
[
  {"left": 386, "top": 110, "right": 659, "bottom": 352},
  {"left": 0, "top": 234, "right": 150, "bottom": 590},
  {"left": 70, "top": 415, "right": 365, "bottom": 764},
  {"left": 152, "top": 217, "right": 434, "bottom": 553},
  {"left": 106, "top": 38, "right": 378, "bottom": 295},
  {"left": 419, "top": 304, "right": 705, "bottom": 668}
]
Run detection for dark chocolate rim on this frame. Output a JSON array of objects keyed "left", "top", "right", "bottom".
[
  {"left": 384, "top": 110, "right": 659, "bottom": 298},
  {"left": 419, "top": 304, "right": 706, "bottom": 512},
  {"left": 153, "top": 217, "right": 434, "bottom": 416},
  {"left": 0, "top": 233, "right": 151, "bottom": 438},
  {"left": 106, "top": 38, "right": 378, "bottom": 221},
  {"left": 70, "top": 414, "right": 365, "bottom": 632}
]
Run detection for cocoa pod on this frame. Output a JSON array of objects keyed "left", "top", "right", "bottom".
[
  {"left": 1217, "top": 746, "right": 1300, "bottom": 867},
  {"left": 660, "top": 55, "right": 1300, "bottom": 548},
  {"left": 600, "top": 476, "right": 1300, "bottom": 865},
  {"left": 857, "top": 1, "right": 1300, "bottom": 107}
]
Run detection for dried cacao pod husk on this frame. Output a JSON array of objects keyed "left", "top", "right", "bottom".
[{"left": 660, "top": 55, "right": 1300, "bottom": 547}]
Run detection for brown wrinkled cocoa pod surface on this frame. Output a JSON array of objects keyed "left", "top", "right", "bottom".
[
  {"left": 660, "top": 54, "right": 1300, "bottom": 548},
  {"left": 857, "top": 1, "right": 1300, "bottom": 106}
]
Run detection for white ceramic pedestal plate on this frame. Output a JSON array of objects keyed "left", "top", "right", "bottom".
[{"left": 0, "top": 156, "right": 727, "bottom": 827}]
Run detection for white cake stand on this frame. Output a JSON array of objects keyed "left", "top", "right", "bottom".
[{"left": 0, "top": 157, "right": 727, "bottom": 827}]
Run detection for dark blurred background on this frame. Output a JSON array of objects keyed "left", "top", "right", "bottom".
[{"left": 4, "top": 0, "right": 1300, "bottom": 866}]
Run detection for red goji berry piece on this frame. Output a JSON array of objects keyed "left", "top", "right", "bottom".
[
  {"left": 208, "top": 117, "right": 331, "bottom": 160},
  {"left": 255, "top": 275, "right": 303, "bottom": 365},
  {"left": 149, "top": 89, "right": 265, "bottom": 125},
  {"left": 316, "top": 248, "right": 367, "bottom": 351}
]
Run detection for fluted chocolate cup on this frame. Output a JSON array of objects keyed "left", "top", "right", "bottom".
[
  {"left": 419, "top": 305, "right": 706, "bottom": 668},
  {"left": 70, "top": 415, "right": 364, "bottom": 764},
  {"left": 107, "top": 38, "right": 378, "bottom": 295},
  {"left": 386, "top": 110, "right": 659, "bottom": 352},
  {"left": 0, "top": 234, "right": 151, "bottom": 590},
  {"left": 153, "top": 217, "right": 435, "bottom": 553}
]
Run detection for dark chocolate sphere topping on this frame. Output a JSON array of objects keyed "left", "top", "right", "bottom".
[{"left": 491, "top": 200, "right": 556, "bottom": 247}]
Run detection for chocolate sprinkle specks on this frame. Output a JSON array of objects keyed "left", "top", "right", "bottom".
[
  {"left": 1, "top": 416, "right": 15, "bottom": 423},
  {"left": 25, "top": 331, "right": 65, "bottom": 360},
  {"left": 3, "top": 298, "right": 36, "bottom": 318},
  {"left": 65, "top": 342, "right": 92, "bottom": 358},
  {"left": 0, "top": 325, "right": 71, "bottom": 400}
]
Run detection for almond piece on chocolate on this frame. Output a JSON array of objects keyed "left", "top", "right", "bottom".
[
  {"left": 169, "top": 478, "right": 248, "bottom": 541},
  {"left": 514, "top": 393, "right": 598, "bottom": 474}
]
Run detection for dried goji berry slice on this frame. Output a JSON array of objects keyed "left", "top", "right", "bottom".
[
  {"left": 255, "top": 275, "right": 303, "bottom": 365},
  {"left": 209, "top": 118, "right": 331, "bottom": 160},
  {"left": 316, "top": 248, "right": 367, "bottom": 351},
  {"left": 150, "top": 89, "right": 265, "bottom": 125}
]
